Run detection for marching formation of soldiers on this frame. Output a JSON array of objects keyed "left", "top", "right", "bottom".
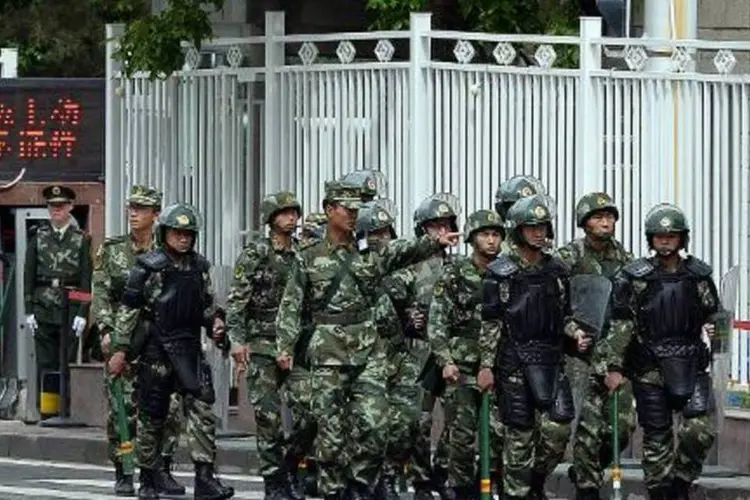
[{"left": 24, "top": 169, "right": 723, "bottom": 500}]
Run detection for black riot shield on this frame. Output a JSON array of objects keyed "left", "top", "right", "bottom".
[{"left": 569, "top": 274, "right": 613, "bottom": 340}]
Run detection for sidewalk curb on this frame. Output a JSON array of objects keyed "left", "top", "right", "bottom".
[{"left": 1, "top": 424, "right": 748, "bottom": 498}]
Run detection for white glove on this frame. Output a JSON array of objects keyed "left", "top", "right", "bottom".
[
  {"left": 25, "top": 314, "right": 38, "bottom": 334},
  {"left": 72, "top": 316, "right": 87, "bottom": 337}
]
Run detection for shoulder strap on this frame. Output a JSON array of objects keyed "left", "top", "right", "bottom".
[{"left": 318, "top": 251, "right": 357, "bottom": 309}]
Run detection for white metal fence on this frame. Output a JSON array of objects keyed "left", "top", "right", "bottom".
[{"left": 105, "top": 13, "right": 750, "bottom": 384}]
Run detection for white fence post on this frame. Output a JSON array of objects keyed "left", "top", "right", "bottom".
[
  {"left": 0, "top": 48, "right": 18, "bottom": 78},
  {"left": 576, "top": 17, "right": 603, "bottom": 198},
  {"left": 105, "top": 24, "right": 126, "bottom": 237},
  {"left": 264, "top": 11, "right": 285, "bottom": 195},
  {"left": 408, "top": 12, "right": 432, "bottom": 228}
]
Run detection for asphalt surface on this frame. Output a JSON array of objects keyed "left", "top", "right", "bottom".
[{"left": 0, "top": 457, "right": 574, "bottom": 499}]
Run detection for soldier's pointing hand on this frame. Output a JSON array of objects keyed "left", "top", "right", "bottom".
[{"left": 438, "top": 232, "right": 461, "bottom": 246}]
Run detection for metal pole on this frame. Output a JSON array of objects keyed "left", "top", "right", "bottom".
[{"left": 479, "top": 393, "right": 491, "bottom": 500}]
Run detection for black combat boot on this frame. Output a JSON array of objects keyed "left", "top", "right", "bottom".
[
  {"left": 303, "top": 460, "right": 320, "bottom": 497},
  {"left": 646, "top": 485, "right": 671, "bottom": 500},
  {"left": 412, "top": 481, "right": 433, "bottom": 500},
  {"left": 671, "top": 477, "right": 691, "bottom": 500},
  {"left": 138, "top": 469, "right": 159, "bottom": 500},
  {"left": 263, "top": 473, "right": 292, "bottom": 500},
  {"left": 373, "top": 474, "right": 400, "bottom": 500},
  {"left": 343, "top": 481, "right": 371, "bottom": 500},
  {"left": 194, "top": 462, "right": 235, "bottom": 500},
  {"left": 115, "top": 462, "right": 136, "bottom": 497},
  {"left": 528, "top": 472, "right": 548, "bottom": 500},
  {"left": 575, "top": 488, "right": 602, "bottom": 500},
  {"left": 155, "top": 457, "right": 186, "bottom": 495}
]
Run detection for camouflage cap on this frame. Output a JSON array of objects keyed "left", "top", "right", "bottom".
[
  {"left": 304, "top": 212, "right": 328, "bottom": 226},
  {"left": 322, "top": 180, "right": 363, "bottom": 210},
  {"left": 127, "top": 185, "right": 163, "bottom": 208}
]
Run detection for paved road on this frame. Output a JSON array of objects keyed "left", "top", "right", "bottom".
[{"left": 0, "top": 457, "right": 572, "bottom": 499}]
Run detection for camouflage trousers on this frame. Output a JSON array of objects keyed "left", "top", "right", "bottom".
[
  {"left": 246, "top": 354, "right": 315, "bottom": 478},
  {"left": 310, "top": 348, "right": 389, "bottom": 495},
  {"left": 284, "top": 364, "right": 318, "bottom": 468},
  {"left": 501, "top": 377, "right": 571, "bottom": 497},
  {"left": 135, "top": 358, "right": 217, "bottom": 469},
  {"left": 410, "top": 391, "right": 449, "bottom": 485},
  {"left": 632, "top": 370, "right": 716, "bottom": 489},
  {"left": 572, "top": 372, "right": 635, "bottom": 489},
  {"left": 382, "top": 349, "right": 423, "bottom": 477},
  {"left": 442, "top": 375, "right": 503, "bottom": 488},
  {"left": 104, "top": 363, "right": 183, "bottom": 465}
]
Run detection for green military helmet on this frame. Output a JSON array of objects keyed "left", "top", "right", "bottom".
[
  {"left": 159, "top": 203, "right": 202, "bottom": 232},
  {"left": 463, "top": 209, "right": 505, "bottom": 243},
  {"left": 413, "top": 193, "right": 461, "bottom": 237},
  {"left": 356, "top": 198, "right": 398, "bottom": 240},
  {"left": 494, "top": 175, "right": 546, "bottom": 219},
  {"left": 644, "top": 203, "right": 689, "bottom": 234},
  {"left": 644, "top": 203, "right": 690, "bottom": 250},
  {"left": 575, "top": 192, "right": 619, "bottom": 228},
  {"left": 260, "top": 191, "right": 302, "bottom": 225},
  {"left": 340, "top": 169, "right": 388, "bottom": 201},
  {"left": 505, "top": 194, "right": 555, "bottom": 241}
]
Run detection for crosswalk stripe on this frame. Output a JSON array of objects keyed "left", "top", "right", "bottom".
[
  {"left": 0, "top": 485, "right": 117, "bottom": 499},
  {"left": 33, "top": 479, "right": 270, "bottom": 499}
]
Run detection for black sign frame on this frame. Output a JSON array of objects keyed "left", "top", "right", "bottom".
[{"left": 0, "top": 78, "right": 104, "bottom": 182}]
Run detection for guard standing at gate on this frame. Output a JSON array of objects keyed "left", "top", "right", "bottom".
[{"left": 24, "top": 185, "right": 92, "bottom": 417}]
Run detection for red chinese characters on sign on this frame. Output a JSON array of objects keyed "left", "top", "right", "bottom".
[
  {"left": 0, "top": 97, "right": 82, "bottom": 160},
  {"left": 0, "top": 102, "right": 13, "bottom": 159},
  {"left": 19, "top": 98, "right": 82, "bottom": 159}
]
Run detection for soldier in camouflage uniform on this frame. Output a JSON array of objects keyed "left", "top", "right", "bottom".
[
  {"left": 108, "top": 204, "right": 234, "bottom": 500},
  {"left": 353, "top": 199, "right": 408, "bottom": 500},
  {"left": 93, "top": 185, "right": 186, "bottom": 497},
  {"left": 494, "top": 176, "right": 546, "bottom": 254},
  {"left": 381, "top": 193, "right": 461, "bottom": 500},
  {"left": 478, "top": 195, "right": 588, "bottom": 500},
  {"left": 300, "top": 213, "right": 327, "bottom": 247},
  {"left": 555, "top": 192, "right": 636, "bottom": 500},
  {"left": 275, "top": 180, "right": 459, "bottom": 500},
  {"left": 494, "top": 175, "right": 546, "bottom": 221},
  {"left": 428, "top": 210, "right": 505, "bottom": 498},
  {"left": 605, "top": 204, "right": 720, "bottom": 500},
  {"left": 24, "top": 185, "right": 92, "bottom": 414},
  {"left": 227, "top": 191, "right": 305, "bottom": 499}
]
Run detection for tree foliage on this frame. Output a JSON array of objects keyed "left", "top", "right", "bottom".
[
  {"left": 0, "top": 0, "right": 150, "bottom": 77},
  {"left": 366, "top": 0, "right": 582, "bottom": 65},
  {"left": 366, "top": 0, "right": 581, "bottom": 35},
  {"left": 113, "top": 0, "right": 225, "bottom": 79}
]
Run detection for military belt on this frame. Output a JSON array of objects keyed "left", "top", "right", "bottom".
[
  {"left": 249, "top": 308, "right": 279, "bottom": 322},
  {"left": 35, "top": 276, "right": 76, "bottom": 288},
  {"left": 312, "top": 309, "right": 371, "bottom": 325},
  {"left": 451, "top": 326, "right": 480, "bottom": 339}
]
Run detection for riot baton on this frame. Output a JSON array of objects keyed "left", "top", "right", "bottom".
[
  {"left": 39, "top": 288, "right": 89, "bottom": 428},
  {"left": 610, "top": 389, "right": 622, "bottom": 500},
  {"left": 479, "top": 392, "right": 492, "bottom": 500}
]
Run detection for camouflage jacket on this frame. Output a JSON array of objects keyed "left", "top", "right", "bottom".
[
  {"left": 381, "top": 253, "right": 449, "bottom": 356},
  {"left": 226, "top": 236, "right": 298, "bottom": 356},
  {"left": 113, "top": 251, "right": 219, "bottom": 354},
  {"left": 428, "top": 255, "right": 484, "bottom": 370},
  {"left": 92, "top": 233, "right": 157, "bottom": 338},
  {"left": 24, "top": 221, "right": 92, "bottom": 324},
  {"left": 276, "top": 234, "right": 443, "bottom": 366},
  {"left": 478, "top": 243, "right": 575, "bottom": 369},
  {"left": 600, "top": 256, "right": 720, "bottom": 377}
]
